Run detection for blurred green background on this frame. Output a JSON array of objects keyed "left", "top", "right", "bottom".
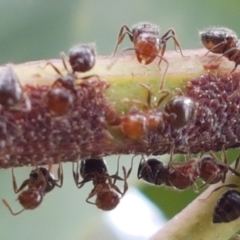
[{"left": 1, "top": 0, "right": 240, "bottom": 239}]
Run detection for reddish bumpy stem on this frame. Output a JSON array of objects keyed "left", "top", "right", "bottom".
[{"left": 0, "top": 49, "right": 240, "bottom": 168}]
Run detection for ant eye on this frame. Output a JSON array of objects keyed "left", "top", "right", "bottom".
[{"left": 69, "top": 44, "right": 96, "bottom": 73}]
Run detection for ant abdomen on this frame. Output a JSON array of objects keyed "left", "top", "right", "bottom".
[
  {"left": 213, "top": 189, "right": 240, "bottom": 223},
  {"left": 96, "top": 191, "right": 120, "bottom": 211},
  {"left": 69, "top": 44, "right": 96, "bottom": 73},
  {"left": 164, "top": 96, "right": 196, "bottom": 129}
]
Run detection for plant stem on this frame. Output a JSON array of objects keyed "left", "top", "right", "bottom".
[{"left": 0, "top": 48, "right": 238, "bottom": 168}]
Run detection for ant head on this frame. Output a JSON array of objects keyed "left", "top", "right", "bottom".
[
  {"left": 134, "top": 33, "right": 160, "bottom": 65},
  {"left": 18, "top": 187, "right": 44, "bottom": 210},
  {"left": 199, "top": 155, "right": 227, "bottom": 184},
  {"left": 95, "top": 190, "right": 120, "bottom": 211},
  {"left": 46, "top": 88, "right": 74, "bottom": 116},
  {"left": 69, "top": 44, "right": 96, "bottom": 73}
]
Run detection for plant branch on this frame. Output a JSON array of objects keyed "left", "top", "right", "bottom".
[{"left": 0, "top": 48, "right": 239, "bottom": 168}]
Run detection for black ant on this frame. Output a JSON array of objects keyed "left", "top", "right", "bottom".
[
  {"left": 0, "top": 66, "right": 31, "bottom": 112},
  {"left": 213, "top": 189, "right": 240, "bottom": 223},
  {"left": 200, "top": 27, "right": 240, "bottom": 75},
  {"left": 110, "top": 22, "right": 184, "bottom": 89},
  {"left": 45, "top": 44, "right": 96, "bottom": 116},
  {"left": 2, "top": 164, "right": 63, "bottom": 215},
  {"left": 72, "top": 157, "right": 133, "bottom": 211}
]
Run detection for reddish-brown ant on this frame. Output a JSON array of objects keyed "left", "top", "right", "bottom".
[
  {"left": 45, "top": 44, "right": 96, "bottom": 116},
  {"left": 2, "top": 164, "right": 63, "bottom": 215},
  {"left": 213, "top": 189, "right": 240, "bottom": 223},
  {"left": 0, "top": 66, "right": 31, "bottom": 112},
  {"left": 110, "top": 22, "right": 184, "bottom": 89},
  {"left": 72, "top": 157, "right": 133, "bottom": 211},
  {"left": 138, "top": 151, "right": 200, "bottom": 191},
  {"left": 119, "top": 83, "right": 169, "bottom": 140},
  {"left": 197, "top": 151, "right": 240, "bottom": 190},
  {"left": 200, "top": 27, "right": 240, "bottom": 74}
]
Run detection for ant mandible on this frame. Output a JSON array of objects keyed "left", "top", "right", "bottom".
[
  {"left": 110, "top": 22, "right": 185, "bottom": 90},
  {"left": 2, "top": 164, "right": 63, "bottom": 215},
  {"left": 73, "top": 157, "right": 133, "bottom": 211}
]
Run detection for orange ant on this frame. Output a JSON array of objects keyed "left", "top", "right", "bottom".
[
  {"left": 110, "top": 22, "right": 184, "bottom": 89},
  {"left": 72, "top": 157, "right": 133, "bottom": 211},
  {"left": 2, "top": 164, "right": 63, "bottom": 215},
  {"left": 45, "top": 44, "right": 97, "bottom": 116}
]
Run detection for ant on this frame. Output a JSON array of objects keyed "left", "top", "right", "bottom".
[
  {"left": 45, "top": 44, "right": 96, "bottom": 116},
  {"left": 200, "top": 27, "right": 240, "bottom": 75},
  {"left": 119, "top": 83, "right": 169, "bottom": 140},
  {"left": 197, "top": 151, "right": 240, "bottom": 190},
  {"left": 110, "top": 22, "right": 185, "bottom": 89},
  {"left": 2, "top": 164, "right": 63, "bottom": 215},
  {"left": 138, "top": 151, "right": 200, "bottom": 191},
  {"left": 198, "top": 148, "right": 240, "bottom": 193},
  {"left": 72, "top": 157, "right": 133, "bottom": 211},
  {"left": 0, "top": 66, "right": 31, "bottom": 112},
  {"left": 213, "top": 189, "right": 240, "bottom": 223}
]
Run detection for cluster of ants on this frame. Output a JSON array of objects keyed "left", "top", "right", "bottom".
[
  {"left": 2, "top": 149, "right": 240, "bottom": 226},
  {"left": 1, "top": 21, "right": 240, "bottom": 227}
]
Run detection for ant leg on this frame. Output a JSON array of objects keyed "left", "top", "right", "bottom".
[
  {"left": 121, "top": 166, "right": 129, "bottom": 196},
  {"left": 161, "top": 29, "right": 185, "bottom": 57},
  {"left": 60, "top": 52, "right": 70, "bottom": 72},
  {"left": 199, "top": 183, "right": 239, "bottom": 201},
  {"left": 107, "top": 47, "right": 135, "bottom": 70},
  {"left": 54, "top": 163, "right": 63, "bottom": 188},
  {"left": 168, "top": 145, "right": 175, "bottom": 166},
  {"left": 11, "top": 168, "right": 29, "bottom": 194},
  {"left": 203, "top": 41, "right": 227, "bottom": 56},
  {"left": 125, "top": 155, "right": 135, "bottom": 179},
  {"left": 2, "top": 199, "right": 25, "bottom": 216},
  {"left": 111, "top": 155, "right": 121, "bottom": 185},
  {"left": 86, "top": 185, "right": 101, "bottom": 205},
  {"left": 156, "top": 90, "right": 169, "bottom": 107},
  {"left": 112, "top": 25, "right": 133, "bottom": 57},
  {"left": 157, "top": 55, "right": 169, "bottom": 90},
  {"left": 72, "top": 162, "right": 80, "bottom": 187},
  {"left": 43, "top": 62, "right": 63, "bottom": 76},
  {"left": 137, "top": 155, "right": 146, "bottom": 179},
  {"left": 234, "top": 152, "right": 240, "bottom": 170},
  {"left": 138, "top": 83, "right": 152, "bottom": 109}
]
